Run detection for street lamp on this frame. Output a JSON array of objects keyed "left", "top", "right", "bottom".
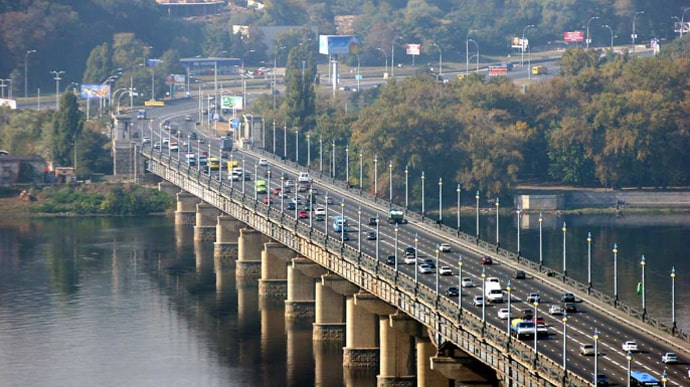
[
  {"left": 594, "top": 328, "right": 600, "bottom": 386},
  {"left": 284, "top": 124, "right": 288, "bottom": 159},
  {"left": 391, "top": 36, "right": 403, "bottom": 78},
  {"left": 481, "top": 267, "right": 486, "bottom": 325},
  {"left": 421, "top": 171, "right": 426, "bottom": 215},
  {"left": 324, "top": 193, "right": 329, "bottom": 234},
  {"left": 340, "top": 199, "right": 345, "bottom": 243},
  {"left": 241, "top": 49, "right": 255, "bottom": 106},
  {"left": 586, "top": 16, "right": 600, "bottom": 49},
  {"left": 587, "top": 232, "right": 592, "bottom": 291},
  {"left": 671, "top": 266, "right": 676, "bottom": 331},
  {"left": 414, "top": 233, "right": 419, "bottom": 284},
  {"left": 405, "top": 166, "right": 409, "bottom": 210},
  {"left": 319, "top": 135, "right": 323, "bottom": 172},
  {"left": 331, "top": 140, "right": 335, "bottom": 178},
  {"left": 308, "top": 188, "right": 313, "bottom": 226},
  {"left": 280, "top": 174, "right": 285, "bottom": 212},
  {"left": 533, "top": 300, "right": 539, "bottom": 357},
  {"left": 458, "top": 255, "right": 464, "bottom": 315},
  {"left": 562, "top": 221, "right": 567, "bottom": 278},
  {"left": 495, "top": 197, "right": 500, "bottom": 248},
  {"left": 295, "top": 128, "right": 299, "bottom": 165},
  {"left": 438, "top": 178, "right": 443, "bottom": 224},
  {"left": 435, "top": 245, "right": 440, "bottom": 301},
  {"left": 431, "top": 42, "right": 443, "bottom": 77},
  {"left": 562, "top": 313, "right": 569, "bottom": 371},
  {"left": 375, "top": 215, "right": 380, "bottom": 261},
  {"left": 465, "top": 29, "right": 477, "bottom": 73},
  {"left": 661, "top": 369, "right": 668, "bottom": 387},
  {"left": 374, "top": 155, "right": 378, "bottom": 198},
  {"left": 394, "top": 224, "right": 400, "bottom": 273},
  {"left": 241, "top": 158, "right": 246, "bottom": 194},
  {"left": 632, "top": 11, "right": 645, "bottom": 52},
  {"left": 359, "top": 150, "right": 363, "bottom": 193},
  {"left": 626, "top": 350, "right": 633, "bottom": 387},
  {"left": 475, "top": 190, "right": 480, "bottom": 240},
  {"left": 50, "top": 70, "right": 65, "bottom": 109},
  {"left": 640, "top": 255, "right": 646, "bottom": 319},
  {"left": 254, "top": 163, "right": 258, "bottom": 200},
  {"left": 468, "top": 39, "right": 480, "bottom": 73},
  {"left": 24, "top": 49, "right": 36, "bottom": 98},
  {"left": 516, "top": 206, "right": 522, "bottom": 256},
  {"left": 306, "top": 134, "right": 311, "bottom": 169},
  {"left": 376, "top": 47, "right": 388, "bottom": 78},
  {"left": 521, "top": 25, "right": 535, "bottom": 66},
  {"left": 345, "top": 145, "right": 350, "bottom": 185},
  {"left": 357, "top": 206, "right": 362, "bottom": 254},
  {"left": 505, "top": 280, "right": 511, "bottom": 336},
  {"left": 602, "top": 24, "right": 614, "bottom": 49},
  {"left": 456, "top": 184, "right": 462, "bottom": 232},
  {"left": 613, "top": 243, "right": 619, "bottom": 303},
  {"left": 388, "top": 160, "right": 393, "bottom": 203}
]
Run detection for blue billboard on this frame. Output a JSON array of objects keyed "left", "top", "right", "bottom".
[{"left": 319, "top": 35, "right": 361, "bottom": 55}]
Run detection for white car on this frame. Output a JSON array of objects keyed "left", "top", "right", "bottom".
[
  {"left": 473, "top": 295, "right": 485, "bottom": 306},
  {"left": 497, "top": 308, "right": 510, "bottom": 319},
  {"left": 284, "top": 179, "right": 295, "bottom": 188},
  {"left": 439, "top": 266, "right": 452, "bottom": 276},
  {"left": 418, "top": 264, "right": 433, "bottom": 274},
  {"left": 403, "top": 255, "right": 417, "bottom": 265},
  {"left": 314, "top": 207, "right": 325, "bottom": 216},
  {"left": 461, "top": 278, "right": 474, "bottom": 288},
  {"left": 661, "top": 352, "right": 678, "bottom": 364},
  {"left": 258, "top": 158, "right": 268, "bottom": 166},
  {"left": 439, "top": 243, "right": 452, "bottom": 252},
  {"left": 548, "top": 304, "right": 563, "bottom": 315},
  {"left": 622, "top": 340, "right": 639, "bottom": 352}
]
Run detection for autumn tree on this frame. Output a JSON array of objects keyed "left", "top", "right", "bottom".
[{"left": 51, "top": 92, "right": 83, "bottom": 169}]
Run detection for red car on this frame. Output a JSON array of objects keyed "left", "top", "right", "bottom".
[
  {"left": 481, "top": 256, "right": 493, "bottom": 265},
  {"left": 263, "top": 196, "right": 273, "bottom": 205},
  {"left": 298, "top": 210, "right": 308, "bottom": 219},
  {"left": 272, "top": 187, "right": 282, "bottom": 195}
]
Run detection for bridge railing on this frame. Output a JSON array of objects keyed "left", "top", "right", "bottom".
[{"left": 145, "top": 149, "right": 593, "bottom": 386}]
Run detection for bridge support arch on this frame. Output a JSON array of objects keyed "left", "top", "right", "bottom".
[{"left": 430, "top": 342, "right": 498, "bottom": 386}]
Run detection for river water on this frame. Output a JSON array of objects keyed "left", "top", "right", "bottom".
[{"left": 0, "top": 214, "right": 687, "bottom": 386}]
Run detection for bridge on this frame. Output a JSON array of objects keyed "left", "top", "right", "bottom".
[{"left": 114, "top": 113, "right": 688, "bottom": 386}]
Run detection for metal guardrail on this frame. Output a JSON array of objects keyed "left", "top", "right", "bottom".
[{"left": 144, "top": 148, "right": 592, "bottom": 386}]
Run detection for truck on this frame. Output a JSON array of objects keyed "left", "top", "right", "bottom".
[
  {"left": 220, "top": 137, "right": 233, "bottom": 152},
  {"left": 485, "top": 278, "right": 503, "bottom": 302},
  {"left": 510, "top": 319, "right": 535, "bottom": 339},
  {"left": 333, "top": 216, "right": 348, "bottom": 232},
  {"left": 532, "top": 65, "right": 547, "bottom": 75},
  {"left": 488, "top": 65, "right": 509, "bottom": 76},
  {"left": 388, "top": 209, "right": 406, "bottom": 224}
]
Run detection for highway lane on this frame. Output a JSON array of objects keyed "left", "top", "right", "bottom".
[{"left": 140, "top": 102, "right": 687, "bottom": 386}]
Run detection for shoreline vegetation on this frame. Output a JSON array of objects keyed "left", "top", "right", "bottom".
[{"left": 0, "top": 183, "right": 687, "bottom": 217}]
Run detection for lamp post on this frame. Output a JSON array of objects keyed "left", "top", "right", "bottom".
[
  {"left": 219, "top": 147, "right": 225, "bottom": 183},
  {"left": 438, "top": 178, "right": 443, "bottom": 224},
  {"left": 640, "top": 255, "right": 646, "bottom": 320},
  {"left": 613, "top": 243, "right": 619, "bottom": 303},
  {"left": 421, "top": 172, "right": 426, "bottom": 215},
  {"left": 357, "top": 206, "right": 362, "bottom": 254},
  {"left": 587, "top": 232, "right": 592, "bottom": 291},
  {"left": 562, "top": 221, "right": 567, "bottom": 278},
  {"left": 306, "top": 134, "right": 311, "bottom": 169},
  {"left": 241, "top": 49, "right": 255, "bottom": 107},
  {"left": 272, "top": 120, "right": 276, "bottom": 153},
  {"left": 458, "top": 255, "right": 464, "bottom": 314},
  {"left": 331, "top": 140, "right": 335, "bottom": 178},
  {"left": 475, "top": 190, "right": 480, "bottom": 240},
  {"left": 504, "top": 280, "right": 511, "bottom": 333},
  {"left": 24, "top": 49, "right": 36, "bottom": 98},
  {"left": 586, "top": 16, "right": 600, "bottom": 49},
  {"left": 431, "top": 42, "right": 443, "bottom": 77},
  {"left": 340, "top": 200, "right": 345, "bottom": 243},
  {"left": 481, "top": 267, "right": 486, "bottom": 326},
  {"left": 391, "top": 36, "right": 403, "bottom": 78},
  {"left": 308, "top": 188, "right": 313, "bottom": 227},
  {"left": 632, "top": 11, "right": 645, "bottom": 52},
  {"left": 516, "top": 206, "right": 522, "bottom": 256},
  {"left": 533, "top": 300, "right": 539, "bottom": 357},
  {"left": 405, "top": 166, "right": 409, "bottom": 210},
  {"left": 495, "top": 197, "right": 500, "bottom": 248},
  {"left": 376, "top": 47, "right": 388, "bottom": 78},
  {"left": 254, "top": 163, "right": 258, "bottom": 200},
  {"left": 468, "top": 39, "right": 480, "bottom": 73},
  {"left": 626, "top": 351, "right": 633, "bottom": 387},
  {"left": 197, "top": 140, "right": 202, "bottom": 172},
  {"left": 50, "top": 70, "right": 65, "bottom": 109},
  {"left": 562, "top": 313, "right": 568, "bottom": 371},
  {"left": 345, "top": 145, "right": 350, "bottom": 185},
  {"left": 661, "top": 369, "right": 668, "bottom": 387},
  {"left": 602, "top": 24, "right": 614, "bottom": 49},
  {"left": 388, "top": 160, "right": 393, "bottom": 203},
  {"left": 456, "top": 184, "right": 462, "bottom": 232},
  {"left": 324, "top": 194, "right": 329, "bottom": 234},
  {"left": 375, "top": 215, "right": 380, "bottom": 261},
  {"left": 435, "top": 245, "right": 440, "bottom": 301},
  {"left": 593, "top": 328, "right": 600, "bottom": 386},
  {"left": 319, "top": 135, "right": 323, "bottom": 173},
  {"left": 295, "top": 128, "right": 299, "bottom": 165},
  {"left": 241, "top": 158, "right": 246, "bottom": 194},
  {"left": 465, "top": 29, "right": 476, "bottom": 73},
  {"left": 283, "top": 124, "right": 287, "bottom": 159},
  {"left": 414, "top": 233, "right": 419, "bottom": 284},
  {"left": 280, "top": 174, "right": 285, "bottom": 212},
  {"left": 359, "top": 150, "right": 363, "bottom": 193},
  {"left": 521, "top": 25, "right": 535, "bottom": 66},
  {"left": 671, "top": 266, "right": 676, "bottom": 331},
  {"left": 394, "top": 224, "right": 400, "bottom": 273},
  {"left": 374, "top": 155, "right": 378, "bottom": 198}
]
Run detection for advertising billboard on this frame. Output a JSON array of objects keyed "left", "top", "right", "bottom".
[
  {"left": 512, "top": 37, "right": 528, "bottom": 50},
  {"left": 318, "top": 35, "right": 362, "bottom": 55},
  {"left": 406, "top": 44, "right": 421, "bottom": 56},
  {"left": 221, "top": 95, "right": 243, "bottom": 110},
  {"left": 80, "top": 84, "right": 110, "bottom": 100},
  {"left": 564, "top": 31, "right": 584, "bottom": 42}
]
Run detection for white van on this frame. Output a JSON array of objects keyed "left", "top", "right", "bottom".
[{"left": 298, "top": 172, "right": 311, "bottom": 183}]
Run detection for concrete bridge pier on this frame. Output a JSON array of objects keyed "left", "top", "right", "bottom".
[
  {"left": 258, "top": 243, "right": 292, "bottom": 305},
  {"left": 312, "top": 273, "right": 352, "bottom": 343},
  {"left": 194, "top": 203, "right": 220, "bottom": 241},
  {"left": 285, "top": 257, "right": 326, "bottom": 324},
  {"left": 236, "top": 228, "right": 263, "bottom": 281},
  {"left": 415, "top": 336, "right": 447, "bottom": 387},
  {"left": 175, "top": 192, "right": 197, "bottom": 225},
  {"left": 214, "top": 215, "right": 242, "bottom": 261},
  {"left": 430, "top": 343, "right": 498, "bottom": 386},
  {"left": 343, "top": 292, "right": 381, "bottom": 369},
  {"left": 377, "top": 313, "right": 417, "bottom": 387}
]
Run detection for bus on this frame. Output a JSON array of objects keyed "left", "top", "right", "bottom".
[
  {"left": 630, "top": 371, "right": 661, "bottom": 387},
  {"left": 333, "top": 216, "right": 348, "bottom": 232}
]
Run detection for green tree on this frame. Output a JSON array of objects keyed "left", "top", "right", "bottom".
[
  {"left": 283, "top": 39, "right": 317, "bottom": 129},
  {"left": 76, "top": 127, "right": 112, "bottom": 177},
  {"left": 82, "top": 42, "right": 112, "bottom": 84},
  {"left": 51, "top": 92, "right": 83, "bottom": 168}
]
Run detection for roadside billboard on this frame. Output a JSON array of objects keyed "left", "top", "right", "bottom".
[
  {"left": 80, "top": 84, "right": 110, "bottom": 100},
  {"left": 221, "top": 95, "right": 243, "bottom": 110},
  {"left": 488, "top": 66, "right": 509, "bottom": 76},
  {"left": 318, "top": 35, "right": 361, "bottom": 55},
  {"left": 512, "top": 37, "right": 528, "bottom": 50},
  {"left": 0, "top": 98, "right": 16, "bottom": 109},
  {"left": 564, "top": 31, "right": 584, "bottom": 43},
  {"left": 406, "top": 44, "right": 421, "bottom": 56}
]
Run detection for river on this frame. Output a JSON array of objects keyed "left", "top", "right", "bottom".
[{"left": 0, "top": 213, "right": 687, "bottom": 386}]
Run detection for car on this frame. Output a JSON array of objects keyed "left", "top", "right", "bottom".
[
  {"left": 422, "top": 258, "right": 436, "bottom": 268},
  {"left": 314, "top": 207, "right": 325, "bottom": 215},
  {"left": 287, "top": 202, "right": 296, "bottom": 210},
  {"left": 385, "top": 255, "right": 396, "bottom": 265},
  {"left": 481, "top": 256, "right": 493, "bottom": 265},
  {"left": 549, "top": 304, "right": 564, "bottom": 315},
  {"left": 284, "top": 179, "right": 295, "bottom": 188},
  {"left": 445, "top": 287, "right": 459, "bottom": 297},
  {"left": 513, "top": 270, "right": 526, "bottom": 279},
  {"left": 661, "top": 352, "right": 678, "bottom": 364},
  {"left": 272, "top": 187, "right": 282, "bottom": 195},
  {"left": 184, "top": 114, "right": 192, "bottom": 121},
  {"left": 473, "top": 296, "right": 485, "bottom": 306},
  {"left": 258, "top": 158, "right": 268, "bottom": 166},
  {"left": 622, "top": 340, "right": 639, "bottom": 352},
  {"left": 142, "top": 136, "right": 151, "bottom": 144},
  {"left": 418, "top": 264, "right": 433, "bottom": 274},
  {"left": 439, "top": 266, "right": 452, "bottom": 276},
  {"left": 521, "top": 309, "right": 534, "bottom": 320},
  {"left": 262, "top": 196, "right": 273, "bottom": 204},
  {"left": 310, "top": 188, "right": 321, "bottom": 195},
  {"left": 595, "top": 374, "right": 609, "bottom": 386},
  {"left": 403, "top": 255, "right": 417, "bottom": 264},
  {"left": 368, "top": 216, "right": 378, "bottom": 226},
  {"left": 561, "top": 293, "right": 576, "bottom": 303},
  {"left": 461, "top": 278, "right": 474, "bottom": 288},
  {"left": 439, "top": 243, "right": 452, "bottom": 252},
  {"left": 580, "top": 344, "right": 596, "bottom": 356},
  {"left": 342, "top": 232, "right": 350, "bottom": 241},
  {"left": 324, "top": 197, "right": 334, "bottom": 205},
  {"left": 563, "top": 302, "right": 577, "bottom": 313},
  {"left": 404, "top": 247, "right": 416, "bottom": 256},
  {"left": 291, "top": 196, "right": 303, "bottom": 205},
  {"left": 243, "top": 173, "right": 252, "bottom": 181},
  {"left": 298, "top": 210, "right": 308, "bottom": 219},
  {"left": 527, "top": 293, "right": 541, "bottom": 304},
  {"left": 153, "top": 142, "right": 161, "bottom": 149},
  {"left": 531, "top": 316, "right": 545, "bottom": 325},
  {"left": 536, "top": 324, "right": 548, "bottom": 337},
  {"left": 366, "top": 231, "right": 377, "bottom": 240},
  {"left": 497, "top": 308, "right": 510, "bottom": 319}
]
